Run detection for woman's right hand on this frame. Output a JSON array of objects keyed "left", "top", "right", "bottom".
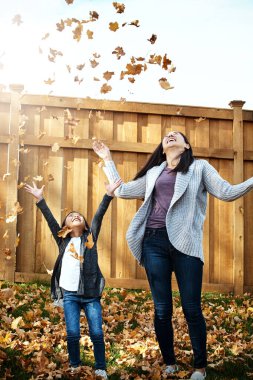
[
  {"left": 92, "top": 140, "right": 112, "bottom": 161},
  {"left": 24, "top": 182, "right": 45, "bottom": 202}
]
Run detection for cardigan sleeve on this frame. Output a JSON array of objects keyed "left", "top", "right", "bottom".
[
  {"left": 103, "top": 160, "right": 146, "bottom": 199},
  {"left": 90, "top": 194, "right": 113, "bottom": 241},
  {"left": 202, "top": 160, "right": 253, "bottom": 201},
  {"left": 36, "top": 198, "right": 62, "bottom": 245}
]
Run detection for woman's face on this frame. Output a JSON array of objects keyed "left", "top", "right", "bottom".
[
  {"left": 162, "top": 131, "right": 189, "bottom": 152},
  {"left": 64, "top": 212, "right": 86, "bottom": 230}
]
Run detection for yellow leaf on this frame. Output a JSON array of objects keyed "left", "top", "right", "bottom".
[
  {"left": 11, "top": 316, "right": 23, "bottom": 330},
  {"left": 109, "top": 22, "right": 119, "bottom": 32},
  {"left": 85, "top": 233, "right": 94, "bottom": 249},
  {"left": 57, "top": 226, "right": 72, "bottom": 238}
]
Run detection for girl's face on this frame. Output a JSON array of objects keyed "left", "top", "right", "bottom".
[
  {"left": 162, "top": 131, "right": 189, "bottom": 152},
  {"left": 64, "top": 212, "right": 87, "bottom": 230}
]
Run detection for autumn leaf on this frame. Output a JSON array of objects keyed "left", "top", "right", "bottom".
[
  {"left": 76, "top": 63, "right": 85, "bottom": 70},
  {"left": 195, "top": 117, "right": 206, "bottom": 123},
  {"left": 148, "top": 54, "right": 162, "bottom": 65},
  {"left": 109, "top": 22, "right": 119, "bottom": 32},
  {"left": 112, "top": 46, "right": 125, "bottom": 60},
  {"left": 44, "top": 78, "right": 55, "bottom": 85},
  {"left": 90, "top": 59, "right": 99, "bottom": 68},
  {"left": 33, "top": 175, "right": 43, "bottom": 182},
  {"left": 0, "top": 287, "right": 14, "bottom": 300},
  {"left": 100, "top": 83, "right": 112, "bottom": 94},
  {"left": 125, "top": 63, "right": 144, "bottom": 75},
  {"left": 43, "top": 263, "right": 53, "bottom": 275},
  {"left": 3, "top": 230, "right": 9, "bottom": 240},
  {"left": 11, "top": 316, "right": 24, "bottom": 330},
  {"left": 86, "top": 30, "right": 93, "bottom": 39},
  {"left": 159, "top": 77, "right": 174, "bottom": 90},
  {"left": 89, "top": 11, "right": 99, "bottom": 21},
  {"left": 74, "top": 75, "right": 83, "bottom": 84},
  {"left": 162, "top": 54, "right": 172, "bottom": 70},
  {"left": 66, "top": 64, "right": 71, "bottom": 73},
  {"left": 103, "top": 71, "right": 115, "bottom": 81},
  {"left": 85, "top": 233, "right": 94, "bottom": 249},
  {"left": 113, "top": 2, "right": 125, "bottom": 13},
  {"left": 17, "top": 182, "right": 25, "bottom": 189},
  {"left": 12, "top": 14, "right": 23, "bottom": 26},
  {"left": 65, "top": 0, "right": 74, "bottom": 4},
  {"left": 15, "top": 233, "right": 20, "bottom": 247},
  {"left": 56, "top": 19, "right": 65, "bottom": 32},
  {"left": 93, "top": 77, "right": 100, "bottom": 81},
  {"left": 38, "top": 130, "right": 46, "bottom": 139},
  {"left": 147, "top": 34, "right": 157, "bottom": 44},
  {"left": 41, "top": 32, "right": 50, "bottom": 40},
  {"left": 68, "top": 242, "right": 77, "bottom": 253},
  {"left": 3, "top": 248, "right": 12, "bottom": 259},
  {"left": 128, "top": 77, "right": 135, "bottom": 83},
  {"left": 57, "top": 226, "right": 72, "bottom": 238},
  {"left": 73, "top": 23, "right": 83, "bottom": 41},
  {"left": 47, "top": 174, "right": 54, "bottom": 182},
  {"left": 129, "top": 20, "right": 140, "bottom": 27},
  {"left": 52, "top": 143, "right": 60, "bottom": 152}
]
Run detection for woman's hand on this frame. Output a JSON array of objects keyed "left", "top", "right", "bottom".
[
  {"left": 92, "top": 140, "right": 112, "bottom": 161},
  {"left": 24, "top": 182, "right": 45, "bottom": 202},
  {"left": 105, "top": 178, "right": 123, "bottom": 197}
]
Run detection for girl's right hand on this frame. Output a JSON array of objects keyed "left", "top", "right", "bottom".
[
  {"left": 24, "top": 182, "right": 45, "bottom": 201},
  {"left": 92, "top": 140, "right": 112, "bottom": 161}
]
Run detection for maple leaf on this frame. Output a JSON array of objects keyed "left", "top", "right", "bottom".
[
  {"left": 86, "top": 30, "right": 93, "bottom": 39},
  {"left": 125, "top": 63, "right": 143, "bottom": 75},
  {"left": 12, "top": 14, "right": 23, "bottom": 26},
  {"left": 109, "top": 22, "right": 119, "bottom": 32},
  {"left": 162, "top": 54, "right": 172, "bottom": 70},
  {"left": 159, "top": 77, "right": 174, "bottom": 90},
  {"left": 52, "top": 143, "right": 60, "bottom": 152},
  {"left": 100, "top": 83, "right": 112, "bottom": 94},
  {"left": 56, "top": 19, "right": 65, "bottom": 32},
  {"left": 112, "top": 46, "right": 125, "bottom": 60},
  {"left": 57, "top": 226, "right": 72, "bottom": 238},
  {"left": 103, "top": 71, "right": 115, "bottom": 81},
  {"left": 113, "top": 2, "right": 125, "bottom": 13},
  {"left": 90, "top": 59, "right": 99, "bottom": 68},
  {"left": 148, "top": 34, "right": 157, "bottom": 44},
  {"left": 85, "top": 233, "right": 94, "bottom": 249}
]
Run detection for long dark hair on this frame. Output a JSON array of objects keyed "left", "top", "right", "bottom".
[{"left": 133, "top": 132, "right": 194, "bottom": 180}]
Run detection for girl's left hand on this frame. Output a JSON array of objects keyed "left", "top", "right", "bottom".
[{"left": 105, "top": 178, "right": 123, "bottom": 197}]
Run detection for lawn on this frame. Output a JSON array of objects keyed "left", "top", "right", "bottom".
[{"left": 0, "top": 282, "right": 252, "bottom": 379}]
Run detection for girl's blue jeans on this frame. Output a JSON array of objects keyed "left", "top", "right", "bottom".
[
  {"left": 142, "top": 227, "right": 207, "bottom": 369},
  {"left": 63, "top": 291, "right": 106, "bottom": 370}
]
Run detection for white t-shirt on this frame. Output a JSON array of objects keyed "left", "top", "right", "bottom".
[{"left": 59, "top": 237, "right": 82, "bottom": 291}]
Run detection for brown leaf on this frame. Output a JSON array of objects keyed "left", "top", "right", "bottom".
[
  {"left": 109, "top": 22, "right": 119, "bottom": 32},
  {"left": 100, "top": 83, "right": 112, "bottom": 94},
  {"left": 112, "top": 46, "right": 125, "bottom": 60},
  {"left": 148, "top": 54, "right": 162, "bottom": 65},
  {"left": 147, "top": 34, "right": 157, "bottom": 44},
  {"left": 89, "top": 11, "right": 99, "bottom": 21},
  {"left": 66, "top": 64, "right": 71, "bottom": 73},
  {"left": 162, "top": 54, "right": 172, "bottom": 70},
  {"left": 76, "top": 63, "right": 85, "bottom": 70},
  {"left": 74, "top": 75, "right": 83, "bottom": 84},
  {"left": 90, "top": 59, "right": 99, "bottom": 68},
  {"left": 129, "top": 20, "right": 140, "bottom": 27},
  {"left": 128, "top": 77, "right": 135, "bottom": 83},
  {"left": 44, "top": 78, "right": 55, "bottom": 85},
  {"left": 159, "top": 77, "right": 174, "bottom": 90},
  {"left": 103, "top": 71, "right": 115, "bottom": 81},
  {"left": 65, "top": 0, "right": 74, "bottom": 3},
  {"left": 15, "top": 233, "right": 20, "bottom": 247},
  {"left": 73, "top": 23, "right": 83, "bottom": 42},
  {"left": 0, "top": 288, "right": 14, "bottom": 300},
  {"left": 113, "top": 2, "right": 125, "bottom": 13},
  {"left": 86, "top": 30, "right": 93, "bottom": 39},
  {"left": 47, "top": 174, "right": 54, "bottom": 182},
  {"left": 17, "top": 182, "right": 25, "bottom": 189},
  {"left": 56, "top": 19, "right": 65, "bottom": 32}
]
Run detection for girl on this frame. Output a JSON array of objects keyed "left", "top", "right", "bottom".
[
  {"left": 24, "top": 179, "right": 121, "bottom": 379},
  {"left": 93, "top": 132, "right": 253, "bottom": 380}
]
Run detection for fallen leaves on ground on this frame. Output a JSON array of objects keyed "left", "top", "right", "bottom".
[{"left": 0, "top": 283, "right": 252, "bottom": 379}]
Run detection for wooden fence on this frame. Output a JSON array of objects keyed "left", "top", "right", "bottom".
[{"left": 0, "top": 85, "right": 253, "bottom": 294}]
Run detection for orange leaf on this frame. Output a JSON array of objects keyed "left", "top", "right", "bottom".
[
  {"left": 103, "top": 71, "right": 115, "bottom": 81},
  {"left": 85, "top": 233, "right": 94, "bottom": 249},
  {"left": 109, "top": 22, "right": 119, "bottom": 32},
  {"left": 57, "top": 226, "right": 72, "bottom": 238},
  {"left": 162, "top": 54, "right": 172, "bottom": 70},
  {"left": 100, "top": 83, "right": 112, "bottom": 94}
]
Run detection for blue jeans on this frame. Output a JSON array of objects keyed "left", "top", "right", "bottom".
[
  {"left": 63, "top": 291, "right": 106, "bottom": 370},
  {"left": 142, "top": 227, "right": 207, "bottom": 369}
]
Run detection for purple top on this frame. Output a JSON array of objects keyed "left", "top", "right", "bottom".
[{"left": 146, "top": 168, "right": 177, "bottom": 228}]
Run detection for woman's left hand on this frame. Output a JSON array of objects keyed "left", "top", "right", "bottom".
[{"left": 105, "top": 178, "right": 123, "bottom": 197}]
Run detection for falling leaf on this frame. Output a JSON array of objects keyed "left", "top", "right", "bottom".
[
  {"left": 44, "top": 78, "right": 55, "bottom": 85},
  {"left": 47, "top": 174, "right": 54, "bottom": 182},
  {"left": 86, "top": 30, "right": 93, "bottom": 39},
  {"left": 68, "top": 242, "right": 77, "bottom": 253},
  {"left": 72, "top": 135, "right": 80, "bottom": 144},
  {"left": 38, "top": 130, "right": 46, "bottom": 139},
  {"left": 195, "top": 117, "right": 206, "bottom": 123},
  {"left": 57, "top": 226, "right": 72, "bottom": 238},
  {"left": 66, "top": 64, "right": 71, "bottom": 73},
  {"left": 52, "top": 143, "right": 60, "bottom": 152},
  {"left": 12, "top": 159, "right": 21, "bottom": 167},
  {"left": 103, "top": 71, "right": 115, "bottom": 81},
  {"left": 147, "top": 34, "right": 157, "bottom": 44},
  {"left": 100, "top": 83, "right": 112, "bottom": 94},
  {"left": 74, "top": 75, "right": 83, "bottom": 84},
  {"left": 129, "top": 20, "right": 140, "bottom": 27},
  {"left": 93, "top": 77, "right": 100, "bottom": 81},
  {"left": 85, "top": 233, "right": 94, "bottom": 249},
  {"left": 169, "top": 64, "right": 176, "bottom": 73},
  {"left": 162, "top": 54, "right": 172, "bottom": 70},
  {"left": 3, "top": 248, "right": 12, "bottom": 260},
  {"left": 76, "top": 63, "right": 85, "bottom": 70},
  {"left": 93, "top": 52, "right": 101, "bottom": 59},
  {"left": 112, "top": 46, "right": 125, "bottom": 60},
  {"left": 15, "top": 233, "right": 20, "bottom": 247},
  {"left": 90, "top": 59, "right": 99, "bottom": 68},
  {"left": 125, "top": 63, "right": 144, "bottom": 75},
  {"left": 3, "top": 230, "right": 9, "bottom": 240},
  {"left": 176, "top": 107, "right": 183, "bottom": 116},
  {"left": 64, "top": 165, "right": 72, "bottom": 170},
  {"left": 109, "top": 22, "right": 119, "bottom": 32},
  {"left": 128, "top": 77, "right": 135, "bottom": 83},
  {"left": 113, "top": 2, "right": 125, "bottom": 13},
  {"left": 17, "top": 182, "right": 25, "bottom": 189},
  {"left": 65, "top": 0, "right": 74, "bottom": 3},
  {"left": 3, "top": 173, "right": 11, "bottom": 181},
  {"left": 12, "top": 14, "right": 23, "bottom": 26},
  {"left": 73, "top": 23, "right": 83, "bottom": 41},
  {"left": 148, "top": 54, "right": 162, "bottom": 65},
  {"left": 159, "top": 77, "right": 174, "bottom": 90},
  {"left": 33, "top": 175, "right": 43, "bottom": 182},
  {"left": 89, "top": 11, "right": 99, "bottom": 21},
  {"left": 41, "top": 33, "right": 50, "bottom": 40}
]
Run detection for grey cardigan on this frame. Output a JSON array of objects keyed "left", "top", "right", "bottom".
[{"left": 103, "top": 159, "right": 253, "bottom": 263}]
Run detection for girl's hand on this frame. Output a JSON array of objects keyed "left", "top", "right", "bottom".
[
  {"left": 105, "top": 178, "right": 123, "bottom": 197},
  {"left": 92, "top": 140, "right": 112, "bottom": 161},
  {"left": 24, "top": 182, "right": 45, "bottom": 201}
]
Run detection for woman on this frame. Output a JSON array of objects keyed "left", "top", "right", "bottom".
[
  {"left": 24, "top": 179, "right": 121, "bottom": 379},
  {"left": 93, "top": 131, "right": 253, "bottom": 380}
]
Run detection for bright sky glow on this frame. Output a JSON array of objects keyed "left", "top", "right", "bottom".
[{"left": 0, "top": 0, "right": 253, "bottom": 109}]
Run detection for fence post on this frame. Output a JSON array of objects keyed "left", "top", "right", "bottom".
[
  {"left": 229, "top": 100, "right": 245, "bottom": 295},
  {"left": 4, "top": 84, "right": 23, "bottom": 281}
]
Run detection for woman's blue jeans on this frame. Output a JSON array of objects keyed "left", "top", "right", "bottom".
[
  {"left": 142, "top": 227, "right": 207, "bottom": 369},
  {"left": 63, "top": 291, "right": 106, "bottom": 370}
]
